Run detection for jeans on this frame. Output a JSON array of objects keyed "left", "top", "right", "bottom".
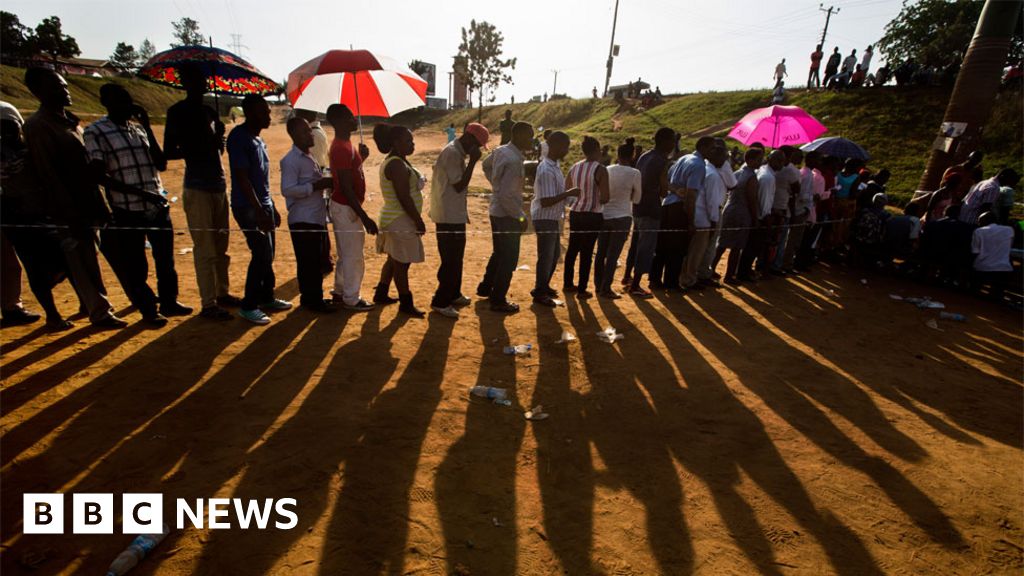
[
  {"left": 100, "top": 207, "right": 178, "bottom": 317},
  {"left": 563, "top": 211, "right": 603, "bottom": 292},
  {"left": 432, "top": 222, "right": 467, "bottom": 308},
  {"left": 631, "top": 215, "right": 660, "bottom": 282},
  {"left": 771, "top": 214, "right": 791, "bottom": 271},
  {"left": 594, "top": 216, "right": 631, "bottom": 293},
  {"left": 477, "top": 216, "right": 522, "bottom": 304},
  {"left": 233, "top": 204, "right": 277, "bottom": 311},
  {"left": 533, "top": 219, "right": 561, "bottom": 294},
  {"left": 289, "top": 222, "right": 327, "bottom": 306},
  {"left": 653, "top": 202, "right": 689, "bottom": 287}
]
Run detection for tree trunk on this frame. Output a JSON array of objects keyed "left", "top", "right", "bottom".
[{"left": 916, "top": 0, "right": 1023, "bottom": 195}]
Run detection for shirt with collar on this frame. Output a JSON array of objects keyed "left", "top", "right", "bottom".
[
  {"left": 531, "top": 157, "right": 568, "bottom": 221},
  {"left": 84, "top": 116, "right": 163, "bottom": 212},
  {"left": 665, "top": 150, "right": 706, "bottom": 206},
  {"left": 960, "top": 176, "right": 1001, "bottom": 225},
  {"left": 773, "top": 163, "right": 801, "bottom": 214},
  {"left": 756, "top": 165, "right": 777, "bottom": 219},
  {"left": 430, "top": 139, "right": 469, "bottom": 224},
  {"left": 971, "top": 223, "right": 1013, "bottom": 272},
  {"left": 280, "top": 145, "right": 325, "bottom": 225},
  {"left": 483, "top": 143, "right": 526, "bottom": 219},
  {"left": 696, "top": 160, "right": 726, "bottom": 229}
]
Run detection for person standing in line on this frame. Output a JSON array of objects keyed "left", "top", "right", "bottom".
[
  {"left": 656, "top": 136, "right": 714, "bottom": 291},
  {"left": 970, "top": 211, "right": 1014, "bottom": 300},
  {"left": 823, "top": 47, "right": 842, "bottom": 87},
  {"left": 292, "top": 109, "right": 333, "bottom": 276},
  {"left": 595, "top": 141, "right": 642, "bottom": 298},
  {"left": 685, "top": 141, "right": 728, "bottom": 289},
  {"left": 281, "top": 116, "right": 336, "bottom": 313},
  {"left": 808, "top": 44, "right": 824, "bottom": 88},
  {"left": 530, "top": 131, "right": 579, "bottom": 306},
  {"left": 538, "top": 129, "right": 552, "bottom": 161},
  {"left": 563, "top": 136, "right": 609, "bottom": 298},
  {"left": 701, "top": 142, "right": 738, "bottom": 283},
  {"left": 164, "top": 63, "right": 239, "bottom": 321},
  {"left": 774, "top": 58, "right": 788, "bottom": 87},
  {"left": 86, "top": 83, "right": 192, "bottom": 326},
  {"left": 227, "top": 95, "right": 291, "bottom": 325},
  {"left": 477, "top": 121, "right": 533, "bottom": 313},
  {"left": 623, "top": 127, "right": 675, "bottom": 298},
  {"left": 325, "top": 104, "right": 377, "bottom": 311},
  {"left": 499, "top": 109, "right": 515, "bottom": 146},
  {"left": 428, "top": 122, "right": 489, "bottom": 318},
  {"left": 374, "top": 124, "right": 428, "bottom": 318},
  {"left": 783, "top": 150, "right": 819, "bottom": 273},
  {"left": 768, "top": 146, "right": 803, "bottom": 274},
  {"left": 22, "top": 67, "right": 125, "bottom": 328},
  {"left": 716, "top": 148, "right": 764, "bottom": 285},
  {"left": 738, "top": 150, "right": 785, "bottom": 281}
]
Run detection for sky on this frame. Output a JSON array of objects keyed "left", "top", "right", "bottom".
[{"left": 5, "top": 0, "right": 905, "bottom": 102}]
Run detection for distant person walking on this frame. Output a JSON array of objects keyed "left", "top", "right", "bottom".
[
  {"left": 823, "top": 47, "right": 842, "bottom": 87},
  {"left": 860, "top": 45, "right": 874, "bottom": 75},
  {"left": 22, "top": 67, "right": 125, "bottom": 328},
  {"left": 326, "top": 104, "right": 377, "bottom": 311},
  {"left": 281, "top": 116, "right": 336, "bottom": 313},
  {"left": 444, "top": 123, "right": 456, "bottom": 143},
  {"left": 164, "top": 63, "right": 238, "bottom": 320},
  {"left": 374, "top": 124, "right": 427, "bottom": 318},
  {"left": 429, "top": 123, "right": 489, "bottom": 318},
  {"left": 563, "top": 136, "right": 609, "bottom": 298},
  {"left": 808, "top": 44, "right": 824, "bottom": 88},
  {"left": 228, "top": 95, "right": 290, "bottom": 325},
  {"left": 774, "top": 58, "right": 788, "bottom": 87},
  {"left": 530, "top": 131, "right": 579, "bottom": 306},
  {"left": 478, "top": 121, "right": 532, "bottom": 313},
  {"left": 499, "top": 109, "right": 514, "bottom": 145}
]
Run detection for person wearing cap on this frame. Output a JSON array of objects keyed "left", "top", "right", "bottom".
[{"left": 428, "top": 122, "right": 488, "bottom": 318}]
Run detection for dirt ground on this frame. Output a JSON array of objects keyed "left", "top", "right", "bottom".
[{"left": 1, "top": 120, "right": 1022, "bottom": 576}]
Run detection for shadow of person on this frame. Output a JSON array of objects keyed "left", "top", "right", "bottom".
[
  {"left": 435, "top": 301, "right": 526, "bottom": 576},
  {"left": 317, "top": 314, "right": 454, "bottom": 575},
  {"left": 633, "top": 298, "right": 885, "bottom": 575},
  {"left": 570, "top": 298, "right": 694, "bottom": 574},
  {"left": 187, "top": 312, "right": 403, "bottom": 576}
]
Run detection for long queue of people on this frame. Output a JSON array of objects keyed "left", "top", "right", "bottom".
[{"left": 1, "top": 66, "right": 1018, "bottom": 330}]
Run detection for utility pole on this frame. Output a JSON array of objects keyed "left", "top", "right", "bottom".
[
  {"left": 551, "top": 69, "right": 559, "bottom": 96},
  {"left": 917, "top": 0, "right": 1023, "bottom": 194},
  {"left": 818, "top": 4, "right": 839, "bottom": 48},
  {"left": 229, "top": 33, "right": 248, "bottom": 58},
  {"left": 603, "top": 0, "right": 620, "bottom": 97}
]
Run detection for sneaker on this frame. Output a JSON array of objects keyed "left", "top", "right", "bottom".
[
  {"left": 239, "top": 308, "right": 271, "bottom": 325},
  {"left": 260, "top": 299, "right": 293, "bottom": 311},
  {"left": 532, "top": 295, "right": 559, "bottom": 307},
  {"left": 490, "top": 301, "right": 520, "bottom": 314},
  {"left": 432, "top": 305, "right": 460, "bottom": 318},
  {"left": 142, "top": 312, "right": 169, "bottom": 327},
  {"left": 216, "top": 294, "right": 243, "bottom": 308},
  {"left": 343, "top": 299, "right": 375, "bottom": 312},
  {"left": 451, "top": 295, "right": 472, "bottom": 307},
  {"left": 200, "top": 306, "right": 233, "bottom": 320},
  {"left": 160, "top": 301, "right": 194, "bottom": 316},
  {"left": 93, "top": 316, "right": 128, "bottom": 329}
]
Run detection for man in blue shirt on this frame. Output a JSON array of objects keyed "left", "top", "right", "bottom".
[
  {"left": 652, "top": 136, "right": 713, "bottom": 291},
  {"left": 228, "top": 95, "right": 291, "bottom": 324}
]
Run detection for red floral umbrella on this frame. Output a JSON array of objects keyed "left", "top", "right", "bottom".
[{"left": 138, "top": 45, "right": 278, "bottom": 96}]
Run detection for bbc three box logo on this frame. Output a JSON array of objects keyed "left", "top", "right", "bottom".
[{"left": 23, "top": 494, "right": 298, "bottom": 534}]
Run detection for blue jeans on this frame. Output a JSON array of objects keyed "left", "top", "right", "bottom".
[
  {"left": 594, "top": 216, "right": 632, "bottom": 293},
  {"left": 533, "top": 219, "right": 561, "bottom": 294},
  {"left": 631, "top": 215, "right": 661, "bottom": 284},
  {"left": 233, "top": 204, "right": 277, "bottom": 311},
  {"left": 477, "top": 216, "right": 522, "bottom": 304}
]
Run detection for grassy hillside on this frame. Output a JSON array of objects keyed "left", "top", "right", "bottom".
[
  {"left": 422, "top": 86, "right": 1023, "bottom": 204},
  {"left": 1, "top": 64, "right": 191, "bottom": 121}
]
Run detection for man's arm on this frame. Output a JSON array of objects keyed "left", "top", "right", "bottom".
[
  {"left": 595, "top": 164, "right": 610, "bottom": 204},
  {"left": 452, "top": 146, "right": 481, "bottom": 192},
  {"left": 162, "top": 106, "right": 184, "bottom": 161},
  {"left": 495, "top": 159, "right": 524, "bottom": 219},
  {"left": 84, "top": 127, "right": 165, "bottom": 205},
  {"left": 280, "top": 157, "right": 313, "bottom": 199},
  {"left": 134, "top": 107, "right": 166, "bottom": 171}
]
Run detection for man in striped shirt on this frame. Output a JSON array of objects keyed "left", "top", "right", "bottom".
[{"left": 530, "top": 131, "right": 579, "bottom": 307}]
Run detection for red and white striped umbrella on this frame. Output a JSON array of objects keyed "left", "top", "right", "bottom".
[{"left": 286, "top": 50, "right": 428, "bottom": 117}]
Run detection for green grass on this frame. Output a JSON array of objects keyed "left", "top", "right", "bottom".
[{"left": 412, "top": 86, "right": 1023, "bottom": 205}]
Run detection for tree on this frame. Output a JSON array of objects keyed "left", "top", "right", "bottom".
[
  {"left": 33, "top": 16, "right": 80, "bottom": 64},
  {"left": 110, "top": 42, "right": 139, "bottom": 73},
  {"left": 1, "top": 11, "right": 34, "bottom": 62},
  {"left": 138, "top": 38, "right": 156, "bottom": 63},
  {"left": 877, "top": 0, "right": 1023, "bottom": 69},
  {"left": 171, "top": 17, "right": 204, "bottom": 47},
  {"left": 455, "top": 20, "right": 516, "bottom": 121}
]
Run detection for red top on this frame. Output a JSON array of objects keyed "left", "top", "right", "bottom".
[
  {"left": 810, "top": 51, "right": 823, "bottom": 70},
  {"left": 329, "top": 138, "right": 366, "bottom": 206}
]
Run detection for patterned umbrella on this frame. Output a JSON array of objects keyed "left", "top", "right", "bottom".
[
  {"left": 286, "top": 50, "right": 427, "bottom": 117},
  {"left": 727, "top": 105, "right": 827, "bottom": 148},
  {"left": 137, "top": 45, "right": 278, "bottom": 96},
  {"left": 800, "top": 137, "right": 870, "bottom": 160}
]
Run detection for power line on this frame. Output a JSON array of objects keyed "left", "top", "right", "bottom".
[
  {"left": 229, "top": 33, "right": 249, "bottom": 58},
  {"left": 818, "top": 4, "right": 841, "bottom": 48}
]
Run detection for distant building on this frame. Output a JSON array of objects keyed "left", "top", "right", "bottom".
[
  {"left": 451, "top": 56, "right": 470, "bottom": 109},
  {"left": 55, "top": 57, "right": 119, "bottom": 77},
  {"left": 607, "top": 79, "right": 650, "bottom": 100}
]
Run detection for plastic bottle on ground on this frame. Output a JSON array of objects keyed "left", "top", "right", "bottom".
[
  {"left": 503, "top": 344, "right": 532, "bottom": 356},
  {"left": 106, "top": 523, "right": 170, "bottom": 576},
  {"left": 470, "top": 386, "right": 508, "bottom": 401},
  {"left": 939, "top": 312, "right": 966, "bottom": 322}
]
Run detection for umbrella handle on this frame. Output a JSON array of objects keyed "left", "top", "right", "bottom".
[
  {"left": 353, "top": 71, "right": 363, "bottom": 144},
  {"left": 209, "top": 36, "right": 221, "bottom": 118}
]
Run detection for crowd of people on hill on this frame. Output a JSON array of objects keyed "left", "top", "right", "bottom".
[{"left": 0, "top": 68, "right": 1019, "bottom": 329}]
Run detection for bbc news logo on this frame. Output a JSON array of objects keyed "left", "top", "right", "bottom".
[{"left": 24, "top": 494, "right": 298, "bottom": 534}]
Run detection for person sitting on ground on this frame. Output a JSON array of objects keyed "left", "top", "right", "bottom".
[
  {"left": 850, "top": 64, "right": 866, "bottom": 88},
  {"left": 941, "top": 150, "right": 983, "bottom": 202},
  {"left": 924, "top": 174, "right": 959, "bottom": 222},
  {"left": 882, "top": 202, "right": 923, "bottom": 271},
  {"left": 970, "top": 211, "right": 1014, "bottom": 301},
  {"left": 374, "top": 124, "right": 428, "bottom": 318}
]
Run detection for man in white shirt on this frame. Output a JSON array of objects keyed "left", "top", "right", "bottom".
[
  {"left": 783, "top": 150, "right": 820, "bottom": 273},
  {"left": 429, "top": 123, "right": 489, "bottom": 318},
  {"left": 860, "top": 45, "right": 874, "bottom": 75},
  {"left": 739, "top": 150, "right": 784, "bottom": 280},
  {"left": 477, "top": 121, "right": 532, "bottom": 313},
  {"left": 530, "top": 131, "right": 579, "bottom": 306},
  {"left": 770, "top": 147, "right": 803, "bottom": 274},
  {"left": 595, "top": 142, "right": 642, "bottom": 297},
  {"left": 971, "top": 211, "right": 1014, "bottom": 300},
  {"left": 281, "top": 117, "right": 336, "bottom": 313},
  {"left": 774, "top": 58, "right": 788, "bottom": 87},
  {"left": 960, "top": 169, "right": 1020, "bottom": 225},
  {"left": 683, "top": 142, "right": 729, "bottom": 288},
  {"left": 293, "top": 109, "right": 334, "bottom": 276}
]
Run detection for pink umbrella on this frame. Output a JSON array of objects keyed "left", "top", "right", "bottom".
[
  {"left": 727, "top": 105, "right": 827, "bottom": 148},
  {"left": 287, "top": 50, "right": 427, "bottom": 140}
]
